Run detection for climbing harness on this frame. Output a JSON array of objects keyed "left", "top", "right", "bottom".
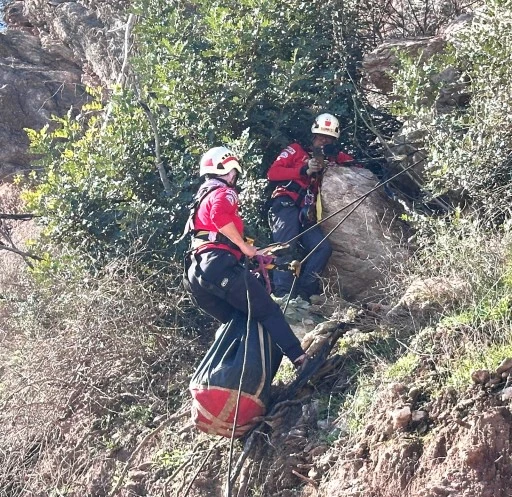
[
  {"left": 249, "top": 254, "right": 274, "bottom": 294},
  {"left": 177, "top": 178, "right": 242, "bottom": 252},
  {"left": 176, "top": 181, "right": 223, "bottom": 244}
]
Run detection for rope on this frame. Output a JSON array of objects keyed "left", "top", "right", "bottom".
[
  {"left": 279, "top": 154, "right": 426, "bottom": 249},
  {"left": 224, "top": 261, "right": 254, "bottom": 497}
]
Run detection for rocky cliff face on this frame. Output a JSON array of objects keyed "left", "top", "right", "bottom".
[
  {"left": 0, "top": 0, "right": 127, "bottom": 181},
  {"left": 16, "top": 0, "right": 129, "bottom": 83},
  {"left": 0, "top": 28, "right": 86, "bottom": 180}
]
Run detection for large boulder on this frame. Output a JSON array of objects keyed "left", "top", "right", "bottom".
[
  {"left": 320, "top": 166, "right": 409, "bottom": 302},
  {"left": 0, "top": 28, "right": 88, "bottom": 180}
]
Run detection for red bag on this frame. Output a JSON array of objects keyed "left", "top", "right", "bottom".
[{"left": 190, "top": 311, "right": 282, "bottom": 437}]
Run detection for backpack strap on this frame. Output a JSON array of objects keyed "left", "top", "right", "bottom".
[
  {"left": 178, "top": 182, "right": 242, "bottom": 253},
  {"left": 176, "top": 184, "right": 223, "bottom": 244}
]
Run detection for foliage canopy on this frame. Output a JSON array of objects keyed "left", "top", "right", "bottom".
[
  {"left": 24, "top": 0, "right": 395, "bottom": 271},
  {"left": 392, "top": 0, "right": 512, "bottom": 224}
]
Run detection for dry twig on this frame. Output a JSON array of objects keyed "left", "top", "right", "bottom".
[{"left": 108, "top": 406, "right": 190, "bottom": 497}]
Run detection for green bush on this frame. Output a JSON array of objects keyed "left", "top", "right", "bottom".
[
  {"left": 392, "top": 0, "right": 512, "bottom": 223},
  {"left": 23, "top": 0, "right": 397, "bottom": 273}
]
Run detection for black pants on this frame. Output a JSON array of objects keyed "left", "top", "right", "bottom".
[{"left": 185, "top": 249, "right": 303, "bottom": 362}]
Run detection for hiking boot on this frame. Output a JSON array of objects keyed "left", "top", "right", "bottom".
[{"left": 271, "top": 293, "right": 291, "bottom": 305}]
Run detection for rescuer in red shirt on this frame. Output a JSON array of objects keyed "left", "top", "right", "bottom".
[
  {"left": 267, "top": 113, "right": 356, "bottom": 301},
  {"left": 183, "top": 146, "right": 307, "bottom": 367}
]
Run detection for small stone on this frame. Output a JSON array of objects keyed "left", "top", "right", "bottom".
[
  {"left": 408, "top": 386, "right": 421, "bottom": 401},
  {"left": 411, "top": 410, "right": 428, "bottom": 423},
  {"left": 309, "top": 294, "right": 325, "bottom": 305},
  {"left": 471, "top": 369, "right": 490, "bottom": 384},
  {"left": 501, "top": 387, "right": 512, "bottom": 401},
  {"left": 496, "top": 358, "right": 512, "bottom": 375},
  {"left": 390, "top": 406, "right": 412, "bottom": 430}
]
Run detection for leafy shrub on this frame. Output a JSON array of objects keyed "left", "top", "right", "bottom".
[
  {"left": 385, "top": 352, "right": 420, "bottom": 380},
  {"left": 392, "top": 0, "right": 512, "bottom": 223},
  {"left": 23, "top": 0, "right": 399, "bottom": 273}
]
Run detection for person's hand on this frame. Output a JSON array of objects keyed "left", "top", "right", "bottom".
[
  {"left": 305, "top": 158, "right": 324, "bottom": 176},
  {"left": 293, "top": 353, "right": 309, "bottom": 370},
  {"left": 240, "top": 242, "right": 258, "bottom": 258}
]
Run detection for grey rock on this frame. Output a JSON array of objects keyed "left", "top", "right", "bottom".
[
  {"left": 320, "top": 166, "right": 408, "bottom": 301},
  {"left": 0, "top": 29, "right": 88, "bottom": 180}
]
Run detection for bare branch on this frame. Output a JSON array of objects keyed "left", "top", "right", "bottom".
[
  {"left": 0, "top": 213, "right": 35, "bottom": 220},
  {"left": 291, "top": 469, "right": 319, "bottom": 488},
  {"left": 0, "top": 244, "right": 42, "bottom": 269},
  {"left": 139, "top": 100, "right": 173, "bottom": 196}
]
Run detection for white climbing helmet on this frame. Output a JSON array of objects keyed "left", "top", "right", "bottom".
[
  {"left": 311, "top": 113, "right": 340, "bottom": 139},
  {"left": 199, "top": 146, "right": 243, "bottom": 177}
]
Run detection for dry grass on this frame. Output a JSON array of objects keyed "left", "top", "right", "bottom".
[{"left": 0, "top": 246, "right": 215, "bottom": 496}]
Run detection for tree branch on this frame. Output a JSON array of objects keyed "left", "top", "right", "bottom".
[
  {"left": 0, "top": 244, "right": 43, "bottom": 268},
  {"left": 139, "top": 100, "right": 173, "bottom": 196},
  {"left": 0, "top": 213, "right": 35, "bottom": 220}
]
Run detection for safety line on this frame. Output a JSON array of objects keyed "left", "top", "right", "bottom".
[
  {"left": 224, "top": 262, "right": 253, "bottom": 497},
  {"left": 278, "top": 154, "right": 426, "bottom": 249}
]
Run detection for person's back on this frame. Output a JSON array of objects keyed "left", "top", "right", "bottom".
[{"left": 183, "top": 146, "right": 307, "bottom": 367}]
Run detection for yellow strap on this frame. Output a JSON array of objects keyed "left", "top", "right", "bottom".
[{"left": 316, "top": 186, "right": 323, "bottom": 220}]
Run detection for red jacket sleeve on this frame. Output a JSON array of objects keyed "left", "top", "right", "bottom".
[
  {"left": 336, "top": 151, "right": 355, "bottom": 164},
  {"left": 267, "top": 143, "right": 309, "bottom": 182},
  {"left": 209, "top": 188, "right": 240, "bottom": 230}
]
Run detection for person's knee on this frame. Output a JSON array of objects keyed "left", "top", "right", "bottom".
[{"left": 317, "top": 240, "right": 333, "bottom": 260}]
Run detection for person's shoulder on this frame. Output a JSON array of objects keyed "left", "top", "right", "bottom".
[
  {"left": 275, "top": 142, "right": 305, "bottom": 159},
  {"left": 211, "top": 185, "right": 239, "bottom": 203},
  {"left": 287, "top": 142, "right": 306, "bottom": 153}
]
